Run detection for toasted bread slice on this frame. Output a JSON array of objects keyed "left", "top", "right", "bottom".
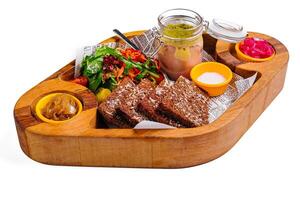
[
  {"left": 138, "top": 80, "right": 184, "bottom": 127},
  {"left": 98, "top": 77, "right": 135, "bottom": 128},
  {"left": 117, "top": 79, "right": 154, "bottom": 126},
  {"left": 158, "top": 76, "right": 209, "bottom": 127}
]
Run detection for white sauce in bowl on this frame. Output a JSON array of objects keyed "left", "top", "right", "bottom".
[{"left": 197, "top": 72, "right": 226, "bottom": 84}]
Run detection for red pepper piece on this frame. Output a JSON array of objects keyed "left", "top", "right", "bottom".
[{"left": 70, "top": 76, "right": 88, "bottom": 87}]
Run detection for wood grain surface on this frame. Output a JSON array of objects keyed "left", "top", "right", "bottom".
[{"left": 14, "top": 31, "right": 289, "bottom": 168}]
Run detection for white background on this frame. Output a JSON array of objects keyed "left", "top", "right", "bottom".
[{"left": 0, "top": 0, "right": 299, "bottom": 199}]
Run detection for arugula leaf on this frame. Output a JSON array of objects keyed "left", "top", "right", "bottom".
[
  {"left": 135, "top": 70, "right": 147, "bottom": 81},
  {"left": 102, "top": 76, "right": 118, "bottom": 91},
  {"left": 146, "top": 70, "right": 160, "bottom": 78},
  {"left": 95, "top": 46, "right": 121, "bottom": 58},
  {"left": 122, "top": 59, "right": 143, "bottom": 73},
  {"left": 88, "top": 71, "right": 103, "bottom": 92}
]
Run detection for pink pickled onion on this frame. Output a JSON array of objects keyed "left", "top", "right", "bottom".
[{"left": 239, "top": 37, "right": 274, "bottom": 59}]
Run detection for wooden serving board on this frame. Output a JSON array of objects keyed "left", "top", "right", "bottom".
[{"left": 14, "top": 31, "right": 289, "bottom": 168}]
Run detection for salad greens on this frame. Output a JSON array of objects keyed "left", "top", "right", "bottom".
[{"left": 81, "top": 46, "right": 163, "bottom": 92}]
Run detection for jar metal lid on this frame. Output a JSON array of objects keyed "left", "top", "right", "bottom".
[{"left": 205, "top": 18, "right": 247, "bottom": 43}]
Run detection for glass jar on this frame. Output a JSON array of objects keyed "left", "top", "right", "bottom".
[
  {"left": 156, "top": 8, "right": 247, "bottom": 80},
  {"left": 157, "top": 9, "right": 204, "bottom": 80}
]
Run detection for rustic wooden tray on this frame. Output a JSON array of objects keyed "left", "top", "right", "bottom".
[{"left": 14, "top": 31, "right": 289, "bottom": 168}]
